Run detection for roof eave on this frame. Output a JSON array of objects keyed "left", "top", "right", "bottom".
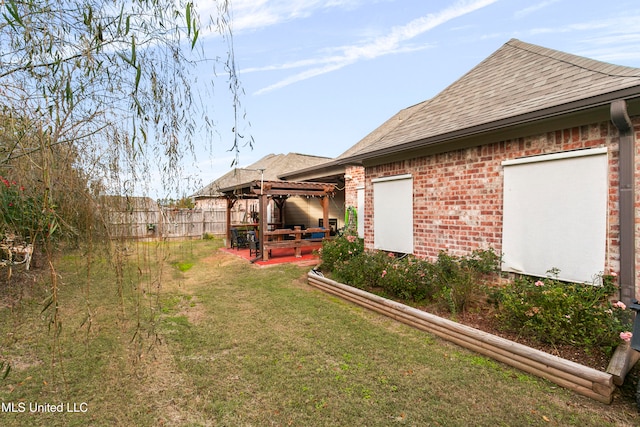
[
  {"left": 278, "top": 160, "right": 345, "bottom": 181},
  {"left": 338, "top": 85, "right": 640, "bottom": 164}
]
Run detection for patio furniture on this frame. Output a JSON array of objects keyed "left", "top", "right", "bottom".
[
  {"left": 261, "top": 226, "right": 329, "bottom": 261},
  {"left": 230, "top": 228, "right": 249, "bottom": 250},
  {"left": 248, "top": 230, "right": 260, "bottom": 257}
]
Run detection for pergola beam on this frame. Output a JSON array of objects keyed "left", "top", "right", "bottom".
[{"left": 250, "top": 189, "right": 331, "bottom": 197}]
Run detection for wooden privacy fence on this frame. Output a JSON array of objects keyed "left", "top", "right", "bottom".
[
  {"left": 106, "top": 207, "right": 237, "bottom": 240},
  {"left": 307, "top": 271, "right": 617, "bottom": 404}
]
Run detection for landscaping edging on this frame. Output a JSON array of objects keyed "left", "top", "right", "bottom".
[{"left": 307, "top": 271, "right": 616, "bottom": 404}]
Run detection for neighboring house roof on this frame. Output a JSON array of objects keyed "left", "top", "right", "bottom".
[
  {"left": 193, "top": 153, "right": 332, "bottom": 198},
  {"left": 337, "top": 38, "right": 640, "bottom": 163},
  {"left": 281, "top": 102, "right": 426, "bottom": 180}
]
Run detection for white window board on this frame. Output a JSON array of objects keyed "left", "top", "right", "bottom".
[
  {"left": 501, "top": 148, "right": 608, "bottom": 283},
  {"left": 373, "top": 174, "right": 413, "bottom": 253},
  {"left": 356, "top": 186, "right": 365, "bottom": 238}
]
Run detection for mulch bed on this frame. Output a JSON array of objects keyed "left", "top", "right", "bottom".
[{"left": 438, "top": 308, "right": 612, "bottom": 371}]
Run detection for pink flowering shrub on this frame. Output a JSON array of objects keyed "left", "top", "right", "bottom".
[
  {"left": 318, "top": 232, "right": 364, "bottom": 273},
  {"left": 620, "top": 331, "right": 633, "bottom": 342},
  {"left": 613, "top": 301, "right": 626, "bottom": 310},
  {"left": 320, "top": 244, "right": 500, "bottom": 311},
  {"left": 377, "top": 254, "right": 438, "bottom": 301},
  {"left": 320, "top": 236, "right": 630, "bottom": 355},
  {"left": 493, "top": 272, "right": 632, "bottom": 354}
]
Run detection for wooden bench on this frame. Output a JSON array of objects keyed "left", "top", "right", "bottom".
[{"left": 262, "top": 227, "right": 329, "bottom": 261}]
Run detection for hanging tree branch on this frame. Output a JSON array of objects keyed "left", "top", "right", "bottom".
[{"left": 1, "top": 0, "right": 244, "bottom": 196}]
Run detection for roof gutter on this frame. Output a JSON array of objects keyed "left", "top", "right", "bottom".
[{"left": 610, "top": 99, "right": 636, "bottom": 304}]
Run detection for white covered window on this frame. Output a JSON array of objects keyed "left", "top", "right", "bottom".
[
  {"left": 501, "top": 148, "right": 608, "bottom": 283},
  {"left": 373, "top": 174, "right": 413, "bottom": 254},
  {"left": 356, "top": 186, "right": 365, "bottom": 238}
]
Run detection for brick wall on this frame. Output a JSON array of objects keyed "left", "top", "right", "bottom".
[
  {"left": 344, "top": 165, "right": 364, "bottom": 208},
  {"left": 359, "top": 119, "right": 640, "bottom": 292}
]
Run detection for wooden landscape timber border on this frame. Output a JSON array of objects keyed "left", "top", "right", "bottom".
[{"left": 307, "top": 271, "right": 617, "bottom": 404}]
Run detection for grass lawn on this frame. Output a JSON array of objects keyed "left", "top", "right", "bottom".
[{"left": 1, "top": 238, "right": 639, "bottom": 426}]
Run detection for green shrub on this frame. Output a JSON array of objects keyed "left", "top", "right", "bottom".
[
  {"left": 379, "top": 255, "right": 436, "bottom": 302},
  {"left": 318, "top": 233, "right": 364, "bottom": 273},
  {"left": 431, "top": 250, "right": 500, "bottom": 315},
  {"left": 333, "top": 251, "right": 385, "bottom": 290},
  {"left": 332, "top": 251, "right": 437, "bottom": 302},
  {"left": 0, "top": 176, "right": 57, "bottom": 243},
  {"left": 460, "top": 248, "right": 502, "bottom": 275},
  {"left": 494, "top": 274, "right": 632, "bottom": 354},
  {"left": 320, "top": 243, "right": 499, "bottom": 311}
]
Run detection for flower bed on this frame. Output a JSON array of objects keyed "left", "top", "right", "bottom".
[
  {"left": 308, "top": 271, "right": 617, "bottom": 403},
  {"left": 313, "top": 234, "right": 637, "bottom": 403}
]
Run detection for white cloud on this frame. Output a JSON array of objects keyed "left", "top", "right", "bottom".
[
  {"left": 253, "top": 0, "right": 499, "bottom": 94},
  {"left": 514, "top": 0, "right": 561, "bottom": 19},
  {"left": 581, "top": 48, "right": 640, "bottom": 64},
  {"left": 224, "top": 0, "right": 364, "bottom": 32},
  {"left": 517, "top": 13, "right": 640, "bottom": 65},
  {"left": 528, "top": 14, "right": 640, "bottom": 36},
  {"left": 575, "top": 33, "right": 640, "bottom": 64}
]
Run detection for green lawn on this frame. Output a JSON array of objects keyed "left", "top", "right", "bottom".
[{"left": 0, "top": 239, "right": 638, "bottom": 426}]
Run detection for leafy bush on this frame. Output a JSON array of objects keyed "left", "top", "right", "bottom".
[
  {"left": 332, "top": 250, "right": 387, "bottom": 291},
  {"left": 378, "top": 254, "right": 436, "bottom": 301},
  {"left": 0, "top": 176, "right": 57, "bottom": 243},
  {"left": 429, "top": 250, "right": 501, "bottom": 314},
  {"left": 493, "top": 274, "right": 632, "bottom": 354},
  {"left": 459, "top": 248, "right": 502, "bottom": 275},
  {"left": 318, "top": 233, "right": 364, "bottom": 273},
  {"left": 320, "top": 241, "right": 499, "bottom": 311}
]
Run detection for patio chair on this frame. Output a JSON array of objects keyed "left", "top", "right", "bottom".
[
  {"left": 230, "top": 228, "right": 249, "bottom": 250},
  {"left": 248, "top": 230, "right": 260, "bottom": 257}
]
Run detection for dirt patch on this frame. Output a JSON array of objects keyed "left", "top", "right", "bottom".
[
  {"left": 0, "top": 270, "right": 42, "bottom": 307},
  {"left": 176, "top": 295, "right": 206, "bottom": 325},
  {"left": 127, "top": 339, "right": 202, "bottom": 426},
  {"left": 5, "top": 354, "right": 43, "bottom": 372}
]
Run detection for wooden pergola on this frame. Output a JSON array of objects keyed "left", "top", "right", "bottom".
[{"left": 221, "top": 180, "right": 336, "bottom": 261}]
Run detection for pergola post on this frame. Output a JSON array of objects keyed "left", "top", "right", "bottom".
[
  {"left": 259, "top": 193, "right": 268, "bottom": 261},
  {"left": 226, "top": 197, "right": 236, "bottom": 248},
  {"left": 320, "top": 195, "right": 330, "bottom": 238}
]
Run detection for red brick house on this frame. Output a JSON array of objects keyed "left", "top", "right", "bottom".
[{"left": 332, "top": 39, "right": 640, "bottom": 302}]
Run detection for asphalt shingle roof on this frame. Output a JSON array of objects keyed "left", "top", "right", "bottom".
[
  {"left": 338, "top": 39, "right": 640, "bottom": 161},
  {"left": 193, "top": 153, "right": 332, "bottom": 197}
]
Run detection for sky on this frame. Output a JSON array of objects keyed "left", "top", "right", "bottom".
[{"left": 158, "top": 0, "right": 640, "bottom": 198}]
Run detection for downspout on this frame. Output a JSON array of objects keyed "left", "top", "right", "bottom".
[{"left": 610, "top": 99, "right": 636, "bottom": 304}]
